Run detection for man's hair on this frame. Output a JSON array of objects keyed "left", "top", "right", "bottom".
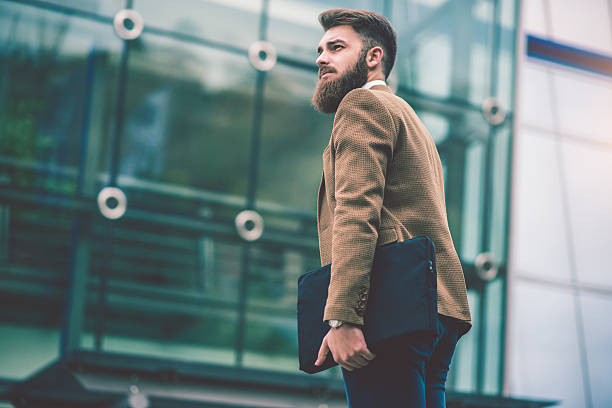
[{"left": 318, "top": 8, "right": 397, "bottom": 79}]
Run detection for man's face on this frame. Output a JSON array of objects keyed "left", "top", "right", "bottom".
[{"left": 312, "top": 25, "right": 369, "bottom": 113}]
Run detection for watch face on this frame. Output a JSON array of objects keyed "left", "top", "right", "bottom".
[{"left": 329, "top": 320, "right": 342, "bottom": 328}]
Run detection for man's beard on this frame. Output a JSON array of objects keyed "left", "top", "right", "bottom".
[{"left": 312, "top": 53, "right": 369, "bottom": 114}]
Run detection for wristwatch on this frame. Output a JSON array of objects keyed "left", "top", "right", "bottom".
[{"left": 328, "top": 319, "right": 344, "bottom": 329}]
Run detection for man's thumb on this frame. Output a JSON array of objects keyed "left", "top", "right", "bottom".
[{"left": 315, "top": 338, "right": 329, "bottom": 366}]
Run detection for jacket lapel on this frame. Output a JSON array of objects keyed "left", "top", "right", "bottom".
[{"left": 316, "top": 173, "right": 325, "bottom": 231}]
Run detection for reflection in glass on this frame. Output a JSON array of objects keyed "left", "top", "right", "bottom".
[
  {"left": 117, "top": 33, "right": 256, "bottom": 197},
  {"left": 134, "top": 0, "right": 262, "bottom": 49},
  {"left": 243, "top": 243, "right": 320, "bottom": 372},
  {"left": 391, "top": 0, "right": 515, "bottom": 106},
  {"left": 0, "top": 206, "right": 70, "bottom": 379},
  {"left": 0, "top": 2, "right": 122, "bottom": 195},
  {"left": 83, "top": 224, "right": 245, "bottom": 365},
  {"left": 26, "top": 0, "right": 125, "bottom": 17},
  {"left": 257, "top": 64, "right": 333, "bottom": 211}
]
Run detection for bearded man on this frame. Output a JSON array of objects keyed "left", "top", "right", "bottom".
[{"left": 311, "top": 8, "right": 472, "bottom": 408}]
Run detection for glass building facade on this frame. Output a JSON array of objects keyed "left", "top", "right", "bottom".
[{"left": 0, "top": 0, "right": 530, "bottom": 406}]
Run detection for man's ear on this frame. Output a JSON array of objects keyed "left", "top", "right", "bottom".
[{"left": 366, "top": 46, "right": 384, "bottom": 69}]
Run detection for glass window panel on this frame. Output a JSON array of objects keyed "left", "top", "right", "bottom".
[
  {"left": 0, "top": 2, "right": 122, "bottom": 196},
  {"left": 460, "top": 141, "right": 485, "bottom": 263},
  {"left": 508, "top": 280, "right": 585, "bottom": 407},
  {"left": 580, "top": 291, "right": 612, "bottom": 408},
  {"left": 392, "top": 0, "right": 513, "bottom": 106},
  {"left": 553, "top": 69, "right": 612, "bottom": 145},
  {"left": 0, "top": 326, "right": 60, "bottom": 380},
  {"left": 408, "top": 34, "right": 453, "bottom": 98},
  {"left": 562, "top": 139, "right": 612, "bottom": 287},
  {"left": 0, "top": 2, "right": 122, "bottom": 378},
  {"left": 82, "top": 221, "right": 244, "bottom": 365},
  {"left": 510, "top": 128, "right": 572, "bottom": 282},
  {"left": 469, "top": 42, "right": 491, "bottom": 104},
  {"left": 267, "top": 0, "right": 385, "bottom": 65},
  {"left": 419, "top": 112, "right": 449, "bottom": 144},
  {"left": 27, "top": 0, "right": 125, "bottom": 17},
  {"left": 133, "top": 0, "right": 262, "bottom": 49},
  {"left": 391, "top": 0, "right": 451, "bottom": 96},
  {"left": 116, "top": 33, "right": 256, "bottom": 198},
  {"left": 497, "top": 0, "right": 516, "bottom": 110},
  {"left": 242, "top": 242, "right": 319, "bottom": 372},
  {"left": 448, "top": 289, "right": 478, "bottom": 392},
  {"left": 549, "top": 0, "right": 612, "bottom": 55},
  {"left": 256, "top": 64, "right": 333, "bottom": 211},
  {"left": 0, "top": 205, "right": 71, "bottom": 379},
  {"left": 483, "top": 277, "right": 503, "bottom": 394},
  {"left": 489, "top": 125, "right": 511, "bottom": 262}
]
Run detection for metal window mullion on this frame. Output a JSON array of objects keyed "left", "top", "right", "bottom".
[{"left": 235, "top": 0, "right": 270, "bottom": 367}]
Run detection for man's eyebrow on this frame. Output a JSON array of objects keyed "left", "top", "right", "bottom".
[{"left": 317, "top": 39, "right": 347, "bottom": 55}]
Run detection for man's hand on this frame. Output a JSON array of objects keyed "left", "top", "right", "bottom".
[{"left": 315, "top": 324, "right": 376, "bottom": 371}]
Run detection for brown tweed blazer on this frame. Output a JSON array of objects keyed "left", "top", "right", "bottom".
[{"left": 317, "top": 84, "right": 472, "bottom": 335}]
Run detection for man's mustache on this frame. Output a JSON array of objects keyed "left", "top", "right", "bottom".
[{"left": 318, "top": 67, "right": 336, "bottom": 79}]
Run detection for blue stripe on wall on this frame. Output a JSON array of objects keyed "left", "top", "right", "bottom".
[{"left": 526, "top": 34, "right": 612, "bottom": 78}]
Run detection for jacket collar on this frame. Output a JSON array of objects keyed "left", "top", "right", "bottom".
[{"left": 370, "top": 84, "right": 393, "bottom": 94}]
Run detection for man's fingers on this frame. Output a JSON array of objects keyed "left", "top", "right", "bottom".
[
  {"left": 362, "top": 347, "right": 376, "bottom": 360},
  {"left": 348, "top": 353, "right": 370, "bottom": 366},
  {"left": 339, "top": 360, "right": 359, "bottom": 371},
  {"left": 315, "top": 338, "right": 329, "bottom": 366}
]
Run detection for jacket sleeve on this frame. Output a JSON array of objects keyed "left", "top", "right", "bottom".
[{"left": 323, "top": 88, "right": 397, "bottom": 326}]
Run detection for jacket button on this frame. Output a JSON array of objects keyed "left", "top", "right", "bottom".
[
  {"left": 357, "top": 300, "right": 366, "bottom": 308},
  {"left": 360, "top": 294, "right": 368, "bottom": 301},
  {"left": 356, "top": 308, "right": 365, "bottom": 317},
  {"left": 360, "top": 287, "right": 369, "bottom": 295}
]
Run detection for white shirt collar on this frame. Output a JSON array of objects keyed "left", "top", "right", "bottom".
[{"left": 362, "top": 80, "right": 387, "bottom": 89}]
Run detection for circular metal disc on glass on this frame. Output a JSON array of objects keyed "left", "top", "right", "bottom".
[
  {"left": 248, "top": 41, "right": 277, "bottom": 71},
  {"left": 97, "top": 187, "right": 128, "bottom": 220},
  {"left": 235, "top": 210, "right": 264, "bottom": 241},
  {"left": 481, "top": 97, "right": 506, "bottom": 126},
  {"left": 475, "top": 252, "right": 499, "bottom": 281},
  {"left": 113, "top": 9, "right": 144, "bottom": 40}
]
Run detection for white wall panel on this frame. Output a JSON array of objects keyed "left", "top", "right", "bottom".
[
  {"left": 508, "top": 281, "right": 584, "bottom": 407},
  {"left": 518, "top": 64, "right": 555, "bottom": 130},
  {"left": 553, "top": 69, "right": 612, "bottom": 145},
  {"left": 561, "top": 139, "right": 612, "bottom": 287},
  {"left": 510, "top": 128, "right": 572, "bottom": 281},
  {"left": 549, "top": 0, "right": 612, "bottom": 54},
  {"left": 522, "top": 0, "right": 547, "bottom": 36}
]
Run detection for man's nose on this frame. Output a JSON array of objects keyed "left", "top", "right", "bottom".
[{"left": 316, "top": 52, "right": 328, "bottom": 67}]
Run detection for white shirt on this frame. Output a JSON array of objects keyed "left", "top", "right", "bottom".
[{"left": 362, "top": 80, "right": 387, "bottom": 89}]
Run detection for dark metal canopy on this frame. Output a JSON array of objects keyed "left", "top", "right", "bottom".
[{"left": 1, "top": 351, "right": 558, "bottom": 408}]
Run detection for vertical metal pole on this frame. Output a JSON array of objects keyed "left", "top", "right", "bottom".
[
  {"left": 447, "top": 1, "right": 477, "bottom": 391},
  {"left": 60, "top": 47, "right": 97, "bottom": 357},
  {"left": 235, "top": 0, "right": 270, "bottom": 367},
  {"left": 108, "top": 1, "right": 133, "bottom": 188},
  {"left": 476, "top": 0, "right": 502, "bottom": 394},
  {"left": 94, "top": 0, "right": 133, "bottom": 352},
  {"left": 501, "top": 0, "right": 522, "bottom": 396}
]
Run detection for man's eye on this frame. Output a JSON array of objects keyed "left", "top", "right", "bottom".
[{"left": 333, "top": 45, "right": 343, "bottom": 50}]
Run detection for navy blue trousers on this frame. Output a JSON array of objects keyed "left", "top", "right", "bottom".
[{"left": 341, "top": 314, "right": 462, "bottom": 408}]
